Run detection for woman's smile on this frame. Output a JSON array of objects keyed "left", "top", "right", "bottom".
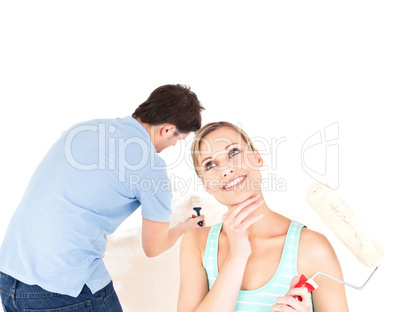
[{"left": 222, "top": 175, "right": 247, "bottom": 191}]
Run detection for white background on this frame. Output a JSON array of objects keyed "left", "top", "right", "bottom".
[{"left": 1, "top": 1, "right": 401, "bottom": 311}]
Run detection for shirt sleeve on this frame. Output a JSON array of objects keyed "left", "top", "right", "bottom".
[{"left": 133, "top": 167, "right": 172, "bottom": 223}]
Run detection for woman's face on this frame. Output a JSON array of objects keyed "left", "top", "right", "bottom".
[{"left": 198, "top": 127, "right": 263, "bottom": 206}]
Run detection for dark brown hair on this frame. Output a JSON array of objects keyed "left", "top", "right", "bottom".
[{"left": 132, "top": 84, "right": 204, "bottom": 133}]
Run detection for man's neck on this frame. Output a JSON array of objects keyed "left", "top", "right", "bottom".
[
  {"left": 135, "top": 117, "right": 156, "bottom": 144},
  {"left": 134, "top": 117, "right": 151, "bottom": 136}
]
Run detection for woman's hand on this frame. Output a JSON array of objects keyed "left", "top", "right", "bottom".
[
  {"left": 271, "top": 276, "right": 313, "bottom": 312},
  {"left": 222, "top": 194, "right": 264, "bottom": 258}
]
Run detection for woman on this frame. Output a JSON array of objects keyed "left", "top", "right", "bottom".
[{"left": 178, "top": 122, "right": 349, "bottom": 312}]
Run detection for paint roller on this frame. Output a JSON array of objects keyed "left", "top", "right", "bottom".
[{"left": 298, "top": 181, "right": 384, "bottom": 294}]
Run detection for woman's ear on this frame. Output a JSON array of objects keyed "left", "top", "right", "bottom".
[{"left": 253, "top": 148, "right": 264, "bottom": 167}]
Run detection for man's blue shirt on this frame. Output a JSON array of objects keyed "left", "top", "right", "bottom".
[{"left": 0, "top": 116, "right": 172, "bottom": 297}]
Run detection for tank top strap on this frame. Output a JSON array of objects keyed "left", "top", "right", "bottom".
[
  {"left": 203, "top": 222, "right": 222, "bottom": 289},
  {"left": 280, "top": 220, "right": 306, "bottom": 275}
]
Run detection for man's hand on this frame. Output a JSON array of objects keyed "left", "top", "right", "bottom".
[
  {"left": 141, "top": 214, "right": 205, "bottom": 258},
  {"left": 180, "top": 214, "right": 205, "bottom": 230}
]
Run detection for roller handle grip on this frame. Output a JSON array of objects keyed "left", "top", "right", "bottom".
[
  {"left": 193, "top": 207, "right": 204, "bottom": 227},
  {"left": 293, "top": 274, "right": 317, "bottom": 301}
]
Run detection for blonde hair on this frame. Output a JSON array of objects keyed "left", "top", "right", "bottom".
[{"left": 191, "top": 122, "right": 255, "bottom": 177}]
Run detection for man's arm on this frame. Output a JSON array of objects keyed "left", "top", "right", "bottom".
[{"left": 141, "top": 216, "right": 204, "bottom": 257}]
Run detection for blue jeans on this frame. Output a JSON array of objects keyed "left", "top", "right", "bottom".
[{"left": 0, "top": 272, "right": 123, "bottom": 312}]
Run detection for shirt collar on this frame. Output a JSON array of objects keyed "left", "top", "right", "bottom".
[{"left": 119, "top": 116, "right": 151, "bottom": 140}]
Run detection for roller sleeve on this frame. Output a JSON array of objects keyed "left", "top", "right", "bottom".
[{"left": 306, "top": 182, "right": 384, "bottom": 268}]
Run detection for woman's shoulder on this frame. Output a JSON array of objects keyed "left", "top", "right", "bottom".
[
  {"left": 180, "top": 224, "right": 219, "bottom": 266},
  {"left": 183, "top": 225, "right": 214, "bottom": 242},
  {"left": 299, "top": 227, "right": 333, "bottom": 253},
  {"left": 181, "top": 224, "right": 217, "bottom": 255},
  {"left": 298, "top": 227, "right": 340, "bottom": 276}
]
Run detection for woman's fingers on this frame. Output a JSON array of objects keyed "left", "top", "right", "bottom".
[
  {"left": 227, "top": 195, "right": 260, "bottom": 217},
  {"left": 271, "top": 304, "right": 294, "bottom": 312},
  {"left": 222, "top": 202, "right": 264, "bottom": 231},
  {"left": 286, "top": 287, "right": 312, "bottom": 306},
  {"left": 221, "top": 195, "right": 265, "bottom": 257},
  {"left": 223, "top": 195, "right": 262, "bottom": 225},
  {"left": 235, "top": 214, "right": 264, "bottom": 232},
  {"left": 272, "top": 285, "right": 312, "bottom": 312},
  {"left": 288, "top": 276, "right": 300, "bottom": 289},
  {"left": 234, "top": 200, "right": 264, "bottom": 223},
  {"left": 271, "top": 275, "right": 313, "bottom": 312},
  {"left": 272, "top": 295, "right": 306, "bottom": 311}
]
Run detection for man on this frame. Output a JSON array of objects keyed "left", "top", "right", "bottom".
[{"left": 0, "top": 84, "right": 205, "bottom": 311}]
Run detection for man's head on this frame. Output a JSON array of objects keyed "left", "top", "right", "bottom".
[{"left": 133, "top": 84, "right": 204, "bottom": 152}]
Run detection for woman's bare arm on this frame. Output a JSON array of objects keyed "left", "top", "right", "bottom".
[
  {"left": 298, "top": 229, "right": 349, "bottom": 312},
  {"left": 178, "top": 229, "right": 250, "bottom": 312},
  {"left": 178, "top": 195, "right": 264, "bottom": 312}
]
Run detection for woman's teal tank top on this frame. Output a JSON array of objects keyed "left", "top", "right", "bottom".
[{"left": 203, "top": 220, "right": 313, "bottom": 312}]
